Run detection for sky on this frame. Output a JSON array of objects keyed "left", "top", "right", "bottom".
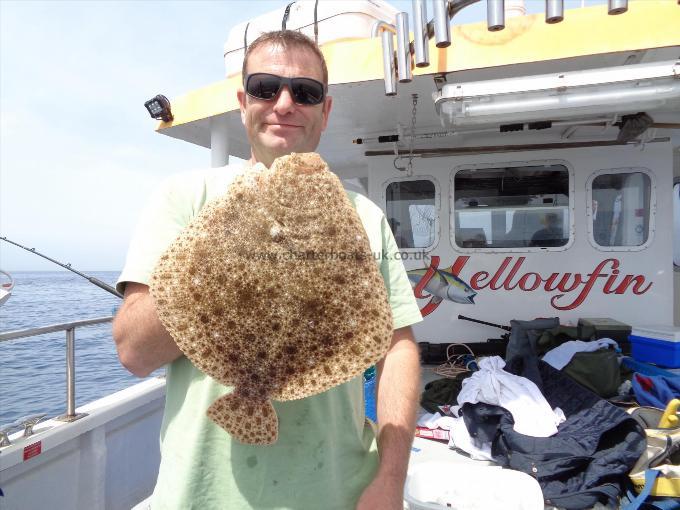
[{"left": 0, "top": 0, "right": 602, "bottom": 272}]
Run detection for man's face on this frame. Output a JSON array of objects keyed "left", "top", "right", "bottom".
[{"left": 237, "top": 43, "right": 333, "bottom": 168}]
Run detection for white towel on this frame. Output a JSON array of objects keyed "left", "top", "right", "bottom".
[
  {"left": 457, "top": 356, "right": 565, "bottom": 437},
  {"left": 542, "top": 338, "right": 619, "bottom": 370}
]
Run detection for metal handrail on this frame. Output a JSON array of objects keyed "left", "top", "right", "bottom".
[
  {"left": 0, "top": 316, "right": 113, "bottom": 342},
  {"left": 0, "top": 316, "right": 114, "bottom": 424}
]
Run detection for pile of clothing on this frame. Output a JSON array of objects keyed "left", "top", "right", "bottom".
[{"left": 418, "top": 318, "right": 652, "bottom": 510}]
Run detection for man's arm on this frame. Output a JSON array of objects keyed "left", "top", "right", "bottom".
[
  {"left": 356, "top": 325, "right": 421, "bottom": 510},
  {"left": 112, "top": 282, "right": 183, "bottom": 377}
]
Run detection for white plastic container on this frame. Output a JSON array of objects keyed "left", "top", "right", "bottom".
[
  {"left": 632, "top": 325, "right": 680, "bottom": 342},
  {"left": 403, "top": 461, "right": 544, "bottom": 510},
  {"left": 223, "top": 0, "right": 398, "bottom": 77}
]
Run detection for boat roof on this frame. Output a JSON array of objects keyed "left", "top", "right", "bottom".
[{"left": 153, "top": 1, "right": 680, "bottom": 173}]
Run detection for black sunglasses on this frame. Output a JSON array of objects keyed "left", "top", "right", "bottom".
[{"left": 245, "top": 73, "right": 326, "bottom": 106}]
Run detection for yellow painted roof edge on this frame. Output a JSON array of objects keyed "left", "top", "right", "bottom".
[{"left": 158, "top": 0, "right": 680, "bottom": 131}]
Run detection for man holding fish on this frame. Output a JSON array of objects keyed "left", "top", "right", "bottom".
[{"left": 113, "top": 30, "right": 422, "bottom": 510}]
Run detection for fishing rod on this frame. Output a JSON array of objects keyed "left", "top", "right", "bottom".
[
  {"left": 0, "top": 236, "right": 123, "bottom": 299},
  {"left": 458, "top": 314, "right": 512, "bottom": 332}
]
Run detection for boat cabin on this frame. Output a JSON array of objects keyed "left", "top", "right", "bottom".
[{"left": 156, "top": 0, "right": 680, "bottom": 343}]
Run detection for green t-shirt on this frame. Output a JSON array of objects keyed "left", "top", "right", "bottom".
[{"left": 117, "top": 164, "right": 422, "bottom": 510}]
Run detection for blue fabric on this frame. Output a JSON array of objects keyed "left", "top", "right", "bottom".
[
  {"left": 364, "top": 377, "right": 377, "bottom": 422},
  {"left": 623, "top": 474, "right": 680, "bottom": 510},
  {"left": 653, "top": 498, "right": 680, "bottom": 510},
  {"left": 623, "top": 470, "right": 662, "bottom": 510},
  {"left": 632, "top": 374, "right": 680, "bottom": 408},
  {"left": 623, "top": 358, "right": 680, "bottom": 379}
]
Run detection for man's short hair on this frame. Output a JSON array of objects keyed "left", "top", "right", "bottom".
[{"left": 242, "top": 30, "right": 329, "bottom": 87}]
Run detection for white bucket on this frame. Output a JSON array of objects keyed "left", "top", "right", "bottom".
[{"left": 403, "top": 461, "right": 544, "bottom": 510}]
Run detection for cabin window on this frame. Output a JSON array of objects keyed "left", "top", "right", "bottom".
[
  {"left": 674, "top": 182, "right": 680, "bottom": 268},
  {"left": 453, "top": 164, "right": 570, "bottom": 249},
  {"left": 591, "top": 172, "right": 651, "bottom": 248},
  {"left": 386, "top": 180, "right": 436, "bottom": 249}
]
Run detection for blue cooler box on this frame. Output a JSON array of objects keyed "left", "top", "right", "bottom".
[{"left": 629, "top": 325, "right": 680, "bottom": 368}]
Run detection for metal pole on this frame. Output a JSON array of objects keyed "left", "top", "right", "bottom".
[
  {"left": 433, "top": 0, "right": 451, "bottom": 48},
  {"left": 546, "top": 0, "right": 564, "bottom": 23},
  {"left": 0, "top": 316, "right": 113, "bottom": 343},
  {"left": 412, "top": 0, "right": 429, "bottom": 67},
  {"left": 381, "top": 29, "right": 397, "bottom": 95},
  {"left": 396, "top": 12, "right": 412, "bottom": 83},
  {"left": 487, "top": 0, "right": 505, "bottom": 31},
  {"left": 66, "top": 327, "right": 76, "bottom": 418},
  {"left": 607, "top": 0, "right": 627, "bottom": 15},
  {"left": 210, "top": 116, "right": 230, "bottom": 167}
]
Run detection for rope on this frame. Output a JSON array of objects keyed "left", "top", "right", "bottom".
[{"left": 432, "top": 343, "right": 477, "bottom": 379}]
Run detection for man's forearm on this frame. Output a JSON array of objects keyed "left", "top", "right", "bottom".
[
  {"left": 112, "top": 282, "right": 182, "bottom": 377},
  {"left": 374, "top": 326, "right": 421, "bottom": 483}
]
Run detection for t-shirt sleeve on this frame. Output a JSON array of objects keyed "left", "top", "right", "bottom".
[
  {"left": 116, "top": 175, "right": 199, "bottom": 294},
  {"left": 378, "top": 214, "right": 424, "bottom": 330}
]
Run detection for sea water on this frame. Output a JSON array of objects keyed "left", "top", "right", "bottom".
[{"left": 0, "top": 271, "right": 156, "bottom": 425}]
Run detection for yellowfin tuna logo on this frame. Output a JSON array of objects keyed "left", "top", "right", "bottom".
[{"left": 407, "top": 256, "right": 476, "bottom": 316}]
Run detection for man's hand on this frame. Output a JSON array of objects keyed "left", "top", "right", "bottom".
[
  {"left": 112, "top": 282, "right": 182, "bottom": 377},
  {"left": 355, "top": 470, "right": 404, "bottom": 510},
  {"left": 357, "top": 325, "right": 420, "bottom": 509}
]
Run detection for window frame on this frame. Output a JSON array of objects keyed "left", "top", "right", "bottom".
[
  {"left": 450, "top": 159, "right": 575, "bottom": 253},
  {"left": 586, "top": 167, "right": 656, "bottom": 252},
  {"left": 382, "top": 175, "right": 441, "bottom": 252}
]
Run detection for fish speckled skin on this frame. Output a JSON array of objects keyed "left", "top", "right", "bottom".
[
  {"left": 150, "top": 153, "right": 393, "bottom": 445},
  {"left": 408, "top": 268, "right": 476, "bottom": 305}
]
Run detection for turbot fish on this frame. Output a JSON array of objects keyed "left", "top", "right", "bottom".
[
  {"left": 407, "top": 268, "right": 477, "bottom": 304},
  {"left": 150, "top": 153, "right": 393, "bottom": 445}
]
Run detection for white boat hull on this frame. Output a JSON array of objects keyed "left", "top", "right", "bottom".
[{"left": 0, "top": 378, "right": 165, "bottom": 510}]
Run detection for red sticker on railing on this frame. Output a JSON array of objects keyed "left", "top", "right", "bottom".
[{"left": 23, "top": 441, "right": 41, "bottom": 461}]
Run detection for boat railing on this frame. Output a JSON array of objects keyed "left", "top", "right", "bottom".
[{"left": 0, "top": 317, "right": 114, "bottom": 440}]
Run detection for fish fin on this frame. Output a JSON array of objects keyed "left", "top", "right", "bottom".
[
  {"left": 207, "top": 393, "right": 278, "bottom": 445},
  {"left": 467, "top": 294, "right": 476, "bottom": 304},
  {"left": 407, "top": 269, "right": 428, "bottom": 278},
  {"left": 440, "top": 269, "right": 469, "bottom": 287}
]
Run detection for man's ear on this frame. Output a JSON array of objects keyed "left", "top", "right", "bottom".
[
  {"left": 321, "top": 95, "right": 333, "bottom": 131},
  {"left": 237, "top": 88, "right": 247, "bottom": 125}
]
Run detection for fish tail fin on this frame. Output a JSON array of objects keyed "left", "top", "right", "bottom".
[{"left": 207, "top": 393, "right": 279, "bottom": 445}]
